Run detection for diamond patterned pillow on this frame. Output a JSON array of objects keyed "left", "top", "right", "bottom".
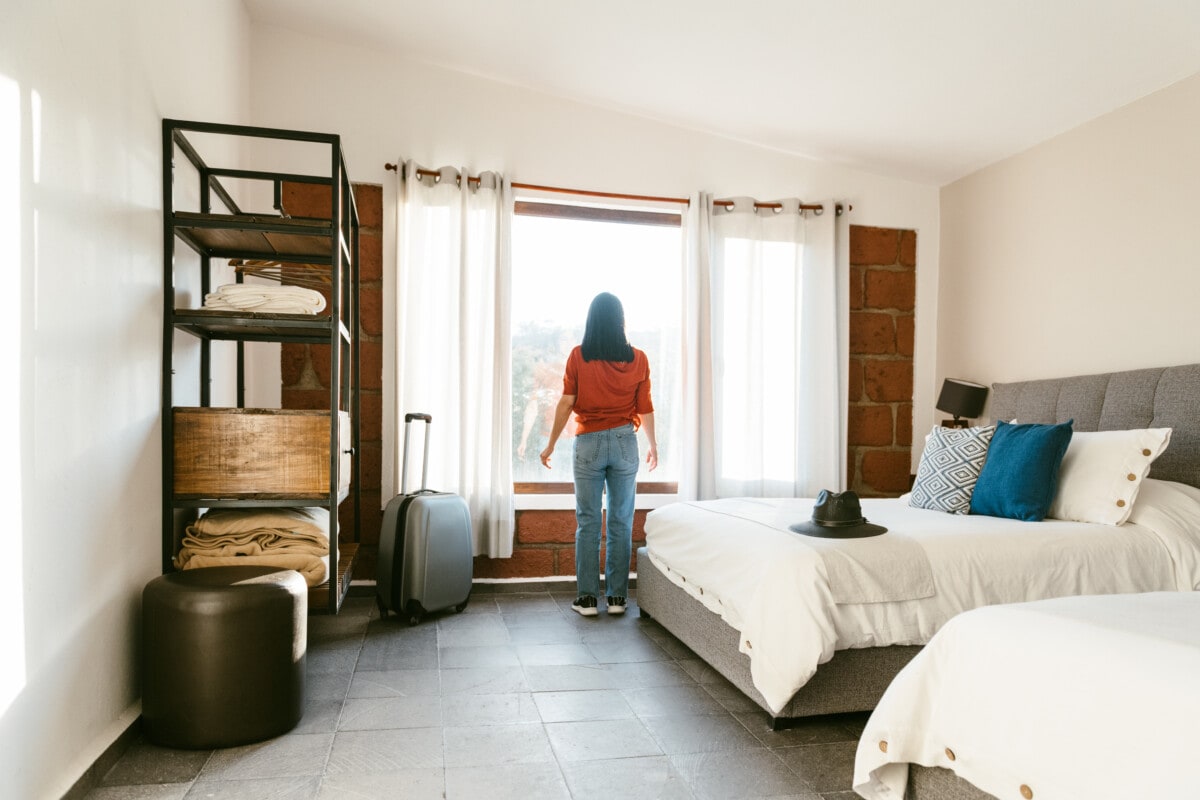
[{"left": 909, "top": 424, "right": 997, "bottom": 514}]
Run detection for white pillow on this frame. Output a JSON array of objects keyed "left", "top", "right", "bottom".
[{"left": 1048, "top": 428, "right": 1172, "bottom": 525}]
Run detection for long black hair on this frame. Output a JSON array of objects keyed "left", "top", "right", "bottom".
[{"left": 580, "top": 292, "right": 634, "bottom": 363}]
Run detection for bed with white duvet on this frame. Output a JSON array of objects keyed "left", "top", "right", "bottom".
[
  {"left": 853, "top": 589, "right": 1200, "bottom": 800},
  {"left": 643, "top": 478, "right": 1200, "bottom": 715}
]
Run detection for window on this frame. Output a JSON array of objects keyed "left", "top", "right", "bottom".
[{"left": 510, "top": 194, "right": 682, "bottom": 493}]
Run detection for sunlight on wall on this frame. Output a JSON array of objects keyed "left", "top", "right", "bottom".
[{"left": 0, "top": 73, "right": 27, "bottom": 716}]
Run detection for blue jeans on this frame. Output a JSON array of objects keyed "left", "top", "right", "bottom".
[{"left": 573, "top": 424, "right": 639, "bottom": 599}]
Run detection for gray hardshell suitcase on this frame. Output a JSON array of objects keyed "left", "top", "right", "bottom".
[{"left": 377, "top": 413, "right": 473, "bottom": 624}]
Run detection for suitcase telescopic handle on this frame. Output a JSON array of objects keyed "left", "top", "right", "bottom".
[{"left": 401, "top": 412, "right": 433, "bottom": 494}]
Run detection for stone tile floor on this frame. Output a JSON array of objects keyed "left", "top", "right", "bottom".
[{"left": 87, "top": 588, "right": 869, "bottom": 799}]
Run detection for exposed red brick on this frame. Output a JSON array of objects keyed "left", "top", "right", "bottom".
[
  {"left": 359, "top": 392, "right": 383, "bottom": 443},
  {"left": 354, "top": 184, "right": 383, "bottom": 229},
  {"left": 860, "top": 450, "right": 912, "bottom": 495},
  {"left": 281, "top": 343, "right": 308, "bottom": 387},
  {"left": 849, "top": 267, "right": 864, "bottom": 311},
  {"left": 360, "top": 233, "right": 383, "bottom": 282},
  {"left": 473, "top": 548, "right": 557, "bottom": 579},
  {"left": 848, "top": 358, "right": 864, "bottom": 402},
  {"left": 352, "top": 546, "right": 377, "bottom": 582},
  {"left": 849, "top": 312, "right": 895, "bottom": 355},
  {"left": 864, "top": 269, "right": 916, "bottom": 311},
  {"left": 360, "top": 284, "right": 383, "bottom": 337},
  {"left": 848, "top": 405, "right": 894, "bottom": 446},
  {"left": 895, "top": 315, "right": 915, "bottom": 358},
  {"left": 358, "top": 441, "right": 382, "bottom": 497},
  {"left": 281, "top": 182, "right": 330, "bottom": 220},
  {"left": 517, "top": 510, "right": 576, "bottom": 544},
  {"left": 309, "top": 345, "right": 331, "bottom": 389},
  {"left": 633, "top": 510, "right": 648, "bottom": 542},
  {"left": 361, "top": 341, "right": 382, "bottom": 391},
  {"left": 850, "top": 225, "right": 900, "bottom": 266},
  {"left": 846, "top": 457, "right": 857, "bottom": 491},
  {"left": 896, "top": 403, "right": 913, "bottom": 448},
  {"left": 281, "top": 388, "right": 331, "bottom": 410},
  {"left": 358, "top": 490, "right": 383, "bottom": 545},
  {"left": 863, "top": 359, "right": 913, "bottom": 403},
  {"left": 899, "top": 229, "right": 917, "bottom": 268}
]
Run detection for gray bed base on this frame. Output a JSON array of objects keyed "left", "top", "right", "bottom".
[
  {"left": 638, "top": 363, "right": 1200, "bottom": 754},
  {"left": 636, "top": 546, "right": 921, "bottom": 727}
]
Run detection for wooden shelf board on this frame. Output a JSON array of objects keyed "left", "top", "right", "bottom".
[{"left": 309, "top": 542, "right": 358, "bottom": 614}]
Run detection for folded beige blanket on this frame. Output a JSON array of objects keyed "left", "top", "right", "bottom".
[
  {"left": 176, "top": 552, "right": 329, "bottom": 587},
  {"left": 175, "top": 507, "right": 332, "bottom": 587}
]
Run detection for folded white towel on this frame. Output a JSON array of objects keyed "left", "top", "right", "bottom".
[{"left": 204, "top": 283, "right": 327, "bottom": 315}]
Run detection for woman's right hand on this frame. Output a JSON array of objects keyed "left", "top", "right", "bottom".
[{"left": 645, "top": 445, "right": 658, "bottom": 472}]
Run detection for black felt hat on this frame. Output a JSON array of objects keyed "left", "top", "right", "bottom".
[{"left": 789, "top": 490, "right": 887, "bottom": 539}]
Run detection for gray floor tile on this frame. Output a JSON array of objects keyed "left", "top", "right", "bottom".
[
  {"left": 443, "top": 721, "right": 556, "bottom": 767},
  {"left": 89, "top": 582, "right": 875, "bottom": 800},
  {"left": 605, "top": 659, "right": 697, "bottom": 688},
  {"left": 671, "top": 749, "right": 822, "bottom": 800},
  {"left": 438, "top": 665, "right": 528, "bottom": 695},
  {"left": 736, "top": 712, "right": 862, "bottom": 748},
  {"left": 338, "top": 695, "right": 442, "bottom": 730},
  {"left": 545, "top": 718, "right": 663, "bottom": 762},
  {"left": 440, "top": 691, "right": 540, "bottom": 726},
  {"left": 347, "top": 668, "right": 440, "bottom": 698},
  {"left": 494, "top": 593, "right": 563, "bottom": 615},
  {"left": 198, "top": 734, "right": 334, "bottom": 781},
  {"left": 504, "top": 620, "right": 583, "bottom": 644},
  {"left": 100, "top": 741, "right": 212, "bottom": 786},
  {"left": 438, "top": 643, "right": 522, "bottom": 668},
  {"left": 86, "top": 784, "right": 190, "bottom": 800},
  {"left": 184, "top": 776, "right": 320, "bottom": 799},
  {"left": 623, "top": 684, "right": 730, "bottom": 718},
  {"left": 445, "top": 762, "right": 571, "bottom": 800},
  {"left": 641, "top": 713, "right": 764, "bottom": 755},
  {"left": 325, "top": 728, "right": 443, "bottom": 774},
  {"left": 315, "top": 768, "right": 444, "bottom": 800},
  {"left": 561, "top": 755, "right": 696, "bottom": 800},
  {"left": 533, "top": 688, "right": 635, "bottom": 723},
  {"left": 515, "top": 642, "right": 599, "bottom": 666},
  {"left": 524, "top": 663, "right": 618, "bottom": 692},
  {"left": 587, "top": 636, "right": 672, "bottom": 663},
  {"left": 775, "top": 741, "right": 859, "bottom": 794},
  {"left": 356, "top": 637, "right": 439, "bottom": 671}
]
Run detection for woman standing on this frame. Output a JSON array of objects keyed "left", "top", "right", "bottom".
[{"left": 540, "top": 293, "right": 657, "bottom": 616}]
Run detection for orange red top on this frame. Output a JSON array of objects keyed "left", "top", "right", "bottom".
[{"left": 563, "top": 345, "right": 654, "bottom": 434}]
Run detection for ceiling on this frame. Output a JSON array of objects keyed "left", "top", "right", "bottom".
[{"left": 243, "top": 0, "right": 1200, "bottom": 185}]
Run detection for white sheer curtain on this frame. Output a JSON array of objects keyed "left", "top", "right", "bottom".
[
  {"left": 389, "top": 162, "right": 514, "bottom": 557},
  {"left": 681, "top": 194, "right": 844, "bottom": 499}
]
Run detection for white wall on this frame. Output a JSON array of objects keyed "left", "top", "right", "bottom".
[
  {"left": 939, "top": 71, "right": 1200, "bottom": 409},
  {"left": 245, "top": 23, "right": 943, "bottom": 476},
  {"left": 0, "top": 2, "right": 250, "bottom": 797}
]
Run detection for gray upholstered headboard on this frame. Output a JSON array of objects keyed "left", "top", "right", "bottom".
[{"left": 988, "top": 363, "right": 1200, "bottom": 489}]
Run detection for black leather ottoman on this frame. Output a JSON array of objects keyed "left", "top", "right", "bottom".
[{"left": 142, "top": 565, "right": 307, "bottom": 749}]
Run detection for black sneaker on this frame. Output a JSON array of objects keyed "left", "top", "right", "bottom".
[
  {"left": 571, "top": 596, "right": 598, "bottom": 617},
  {"left": 606, "top": 596, "right": 627, "bottom": 615}
]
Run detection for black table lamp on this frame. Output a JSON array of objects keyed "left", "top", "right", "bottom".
[{"left": 936, "top": 378, "right": 988, "bottom": 428}]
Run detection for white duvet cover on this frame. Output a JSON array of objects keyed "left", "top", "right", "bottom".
[
  {"left": 853, "top": 591, "right": 1200, "bottom": 799},
  {"left": 642, "top": 479, "right": 1200, "bottom": 713}
]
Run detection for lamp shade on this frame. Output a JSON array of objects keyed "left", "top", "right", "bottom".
[{"left": 936, "top": 378, "right": 988, "bottom": 420}]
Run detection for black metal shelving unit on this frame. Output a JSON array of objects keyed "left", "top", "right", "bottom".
[{"left": 161, "top": 119, "right": 361, "bottom": 614}]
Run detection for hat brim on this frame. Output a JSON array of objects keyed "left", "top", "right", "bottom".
[{"left": 789, "top": 521, "right": 887, "bottom": 539}]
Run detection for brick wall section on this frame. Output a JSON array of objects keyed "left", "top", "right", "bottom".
[
  {"left": 472, "top": 510, "right": 648, "bottom": 580},
  {"left": 278, "top": 182, "right": 384, "bottom": 579},
  {"left": 847, "top": 225, "right": 916, "bottom": 496}
]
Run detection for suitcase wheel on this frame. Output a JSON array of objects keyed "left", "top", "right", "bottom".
[
  {"left": 376, "top": 596, "right": 388, "bottom": 619},
  {"left": 404, "top": 600, "right": 424, "bottom": 627},
  {"left": 454, "top": 599, "right": 469, "bottom": 613}
]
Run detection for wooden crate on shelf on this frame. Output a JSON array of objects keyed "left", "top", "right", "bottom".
[{"left": 173, "top": 408, "right": 351, "bottom": 498}]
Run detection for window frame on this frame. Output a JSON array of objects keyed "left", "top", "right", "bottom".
[{"left": 510, "top": 197, "right": 682, "bottom": 498}]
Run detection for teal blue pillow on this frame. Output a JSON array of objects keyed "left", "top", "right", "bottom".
[{"left": 969, "top": 420, "right": 1074, "bottom": 521}]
